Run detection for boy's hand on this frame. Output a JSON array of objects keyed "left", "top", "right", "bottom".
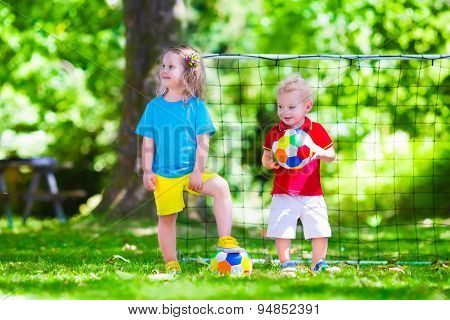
[
  {"left": 311, "top": 147, "right": 336, "bottom": 162},
  {"left": 143, "top": 172, "right": 156, "bottom": 192},
  {"left": 262, "top": 158, "right": 280, "bottom": 170},
  {"left": 188, "top": 171, "right": 203, "bottom": 192},
  {"left": 262, "top": 149, "right": 280, "bottom": 170}
]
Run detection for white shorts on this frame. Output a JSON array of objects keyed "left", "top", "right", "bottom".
[{"left": 267, "top": 194, "right": 331, "bottom": 240}]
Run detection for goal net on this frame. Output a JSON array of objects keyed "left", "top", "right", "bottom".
[{"left": 175, "top": 54, "right": 449, "bottom": 263}]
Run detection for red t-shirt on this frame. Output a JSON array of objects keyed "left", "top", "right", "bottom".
[{"left": 263, "top": 116, "right": 333, "bottom": 196}]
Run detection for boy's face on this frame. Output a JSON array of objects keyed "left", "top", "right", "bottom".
[
  {"left": 277, "top": 90, "right": 312, "bottom": 128},
  {"left": 159, "top": 51, "right": 185, "bottom": 90}
]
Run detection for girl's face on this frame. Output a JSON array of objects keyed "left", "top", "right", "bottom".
[
  {"left": 159, "top": 51, "right": 185, "bottom": 91},
  {"left": 277, "top": 90, "right": 312, "bottom": 128}
]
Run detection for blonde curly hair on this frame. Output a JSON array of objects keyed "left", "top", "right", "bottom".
[
  {"left": 277, "top": 73, "right": 313, "bottom": 104},
  {"left": 157, "top": 45, "right": 206, "bottom": 100}
]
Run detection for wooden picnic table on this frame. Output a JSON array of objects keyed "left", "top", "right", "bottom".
[{"left": 0, "top": 157, "right": 86, "bottom": 226}]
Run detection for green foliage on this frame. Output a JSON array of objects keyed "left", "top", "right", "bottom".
[
  {"left": 0, "top": 0, "right": 123, "bottom": 173},
  {"left": 187, "top": 0, "right": 449, "bottom": 54},
  {"left": 185, "top": 0, "right": 450, "bottom": 225},
  {"left": 0, "top": 0, "right": 448, "bottom": 222}
]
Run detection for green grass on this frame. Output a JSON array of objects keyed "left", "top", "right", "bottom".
[{"left": 0, "top": 217, "right": 448, "bottom": 299}]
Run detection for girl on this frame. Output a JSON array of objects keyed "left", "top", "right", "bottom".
[{"left": 135, "top": 45, "right": 241, "bottom": 273}]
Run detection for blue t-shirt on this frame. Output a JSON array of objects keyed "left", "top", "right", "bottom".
[{"left": 135, "top": 96, "right": 216, "bottom": 178}]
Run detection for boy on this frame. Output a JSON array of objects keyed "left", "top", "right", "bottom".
[{"left": 262, "top": 74, "right": 336, "bottom": 274}]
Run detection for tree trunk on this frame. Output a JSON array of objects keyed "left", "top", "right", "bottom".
[{"left": 94, "top": 0, "right": 180, "bottom": 218}]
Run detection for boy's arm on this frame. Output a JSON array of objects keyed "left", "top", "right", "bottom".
[
  {"left": 262, "top": 149, "right": 280, "bottom": 169},
  {"left": 189, "top": 133, "right": 210, "bottom": 191},
  {"left": 142, "top": 137, "right": 156, "bottom": 191},
  {"left": 312, "top": 146, "right": 336, "bottom": 162}
]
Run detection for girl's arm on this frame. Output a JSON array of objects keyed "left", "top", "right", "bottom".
[
  {"left": 262, "top": 149, "right": 280, "bottom": 169},
  {"left": 142, "top": 137, "right": 156, "bottom": 191},
  {"left": 189, "top": 133, "right": 210, "bottom": 191}
]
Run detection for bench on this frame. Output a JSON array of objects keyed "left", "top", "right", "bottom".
[{"left": 0, "top": 157, "right": 87, "bottom": 226}]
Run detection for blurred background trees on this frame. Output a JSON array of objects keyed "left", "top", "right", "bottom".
[{"left": 0, "top": 0, "right": 448, "bottom": 221}]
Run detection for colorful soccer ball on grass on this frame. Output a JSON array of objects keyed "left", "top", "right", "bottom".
[
  {"left": 210, "top": 250, "right": 253, "bottom": 276},
  {"left": 272, "top": 128, "right": 316, "bottom": 169}
]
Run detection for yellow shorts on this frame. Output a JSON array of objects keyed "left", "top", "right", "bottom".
[{"left": 154, "top": 171, "right": 218, "bottom": 216}]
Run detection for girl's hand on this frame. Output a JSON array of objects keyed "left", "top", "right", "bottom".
[
  {"left": 143, "top": 172, "right": 156, "bottom": 192},
  {"left": 188, "top": 171, "right": 203, "bottom": 192}
]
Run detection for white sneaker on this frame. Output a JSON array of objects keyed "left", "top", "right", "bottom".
[
  {"left": 280, "top": 267, "right": 297, "bottom": 277},
  {"left": 280, "top": 261, "right": 297, "bottom": 277}
]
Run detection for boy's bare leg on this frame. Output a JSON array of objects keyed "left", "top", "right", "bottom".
[
  {"left": 311, "top": 237, "right": 328, "bottom": 266},
  {"left": 275, "top": 238, "right": 291, "bottom": 264}
]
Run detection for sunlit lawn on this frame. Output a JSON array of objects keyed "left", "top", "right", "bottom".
[{"left": 0, "top": 217, "right": 448, "bottom": 300}]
